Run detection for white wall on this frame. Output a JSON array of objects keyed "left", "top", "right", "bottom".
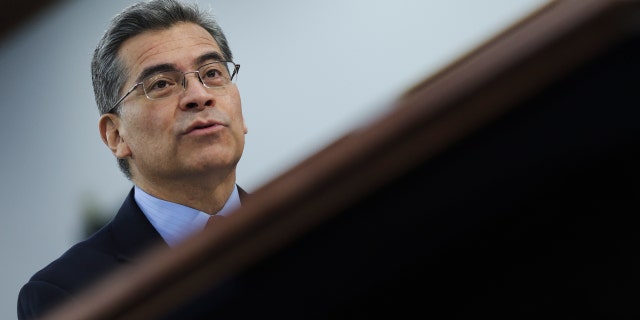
[{"left": 0, "top": 0, "right": 547, "bottom": 317}]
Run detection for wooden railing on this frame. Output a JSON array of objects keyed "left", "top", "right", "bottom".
[{"left": 43, "top": 0, "right": 640, "bottom": 318}]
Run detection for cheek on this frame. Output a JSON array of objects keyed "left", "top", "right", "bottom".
[
  {"left": 228, "top": 89, "right": 245, "bottom": 124},
  {"left": 122, "top": 107, "right": 171, "bottom": 146}
]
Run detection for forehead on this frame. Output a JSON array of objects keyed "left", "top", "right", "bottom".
[{"left": 119, "top": 22, "right": 223, "bottom": 78}]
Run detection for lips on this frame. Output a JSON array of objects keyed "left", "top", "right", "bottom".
[{"left": 184, "top": 119, "right": 225, "bottom": 134}]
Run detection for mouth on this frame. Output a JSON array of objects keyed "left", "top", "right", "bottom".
[{"left": 185, "top": 120, "right": 226, "bottom": 135}]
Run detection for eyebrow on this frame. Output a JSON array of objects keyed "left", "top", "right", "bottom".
[
  {"left": 135, "top": 64, "right": 177, "bottom": 83},
  {"left": 195, "top": 51, "right": 226, "bottom": 66},
  {"left": 134, "top": 51, "right": 226, "bottom": 83}
]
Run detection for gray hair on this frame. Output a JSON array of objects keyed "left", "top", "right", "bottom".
[{"left": 91, "top": 0, "right": 234, "bottom": 179}]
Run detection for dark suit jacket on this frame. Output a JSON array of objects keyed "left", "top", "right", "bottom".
[{"left": 17, "top": 186, "right": 248, "bottom": 320}]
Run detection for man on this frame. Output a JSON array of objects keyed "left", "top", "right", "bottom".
[{"left": 17, "top": 0, "right": 248, "bottom": 318}]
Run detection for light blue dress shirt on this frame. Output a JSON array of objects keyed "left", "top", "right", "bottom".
[{"left": 134, "top": 185, "right": 241, "bottom": 247}]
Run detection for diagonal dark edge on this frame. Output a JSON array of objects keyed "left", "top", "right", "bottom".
[
  {"left": 0, "top": 0, "right": 63, "bottom": 41},
  {"left": 40, "top": 0, "right": 640, "bottom": 319}
]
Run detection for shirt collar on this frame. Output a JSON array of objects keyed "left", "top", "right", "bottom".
[{"left": 134, "top": 185, "right": 241, "bottom": 247}]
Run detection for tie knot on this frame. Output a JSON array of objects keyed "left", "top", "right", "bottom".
[{"left": 206, "top": 214, "right": 224, "bottom": 229}]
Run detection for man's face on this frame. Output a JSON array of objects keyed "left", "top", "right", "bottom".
[{"left": 102, "top": 22, "right": 247, "bottom": 190}]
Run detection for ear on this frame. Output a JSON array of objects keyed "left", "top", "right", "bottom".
[{"left": 98, "top": 114, "right": 132, "bottom": 159}]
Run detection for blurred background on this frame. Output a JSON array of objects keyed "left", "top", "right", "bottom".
[{"left": 0, "top": 0, "right": 547, "bottom": 317}]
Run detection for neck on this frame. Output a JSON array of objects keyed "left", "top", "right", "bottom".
[{"left": 133, "top": 171, "right": 237, "bottom": 215}]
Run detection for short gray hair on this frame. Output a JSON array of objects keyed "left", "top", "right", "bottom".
[{"left": 91, "top": 0, "right": 234, "bottom": 179}]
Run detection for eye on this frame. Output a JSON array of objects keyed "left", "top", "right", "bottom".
[
  {"left": 143, "top": 72, "right": 180, "bottom": 98},
  {"left": 204, "top": 67, "right": 223, "bottom": 79},
  {"left": 199, "top": 63, "right": 229, "bottom": 87}
]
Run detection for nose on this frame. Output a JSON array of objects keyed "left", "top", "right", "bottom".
[{"left": 180, "top": 71, "right": 214, "bottom": 110}]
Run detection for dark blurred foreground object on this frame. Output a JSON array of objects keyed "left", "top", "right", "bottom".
[
  {"left": 0, "top": 0, "right": 63, "bottom": 41},
  {"left": 42, "top": 0, "right": 640, "bottom": 319}
]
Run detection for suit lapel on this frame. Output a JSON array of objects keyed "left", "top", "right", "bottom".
[
  {"left": 110, "top": 185, "right": 248, "bottom": 262},
  {"left": 110, "top": 187, "right": 168, "bottom": 263},
  {"left": 237, "top": 185, "right": 250, "bottom": 203}
]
